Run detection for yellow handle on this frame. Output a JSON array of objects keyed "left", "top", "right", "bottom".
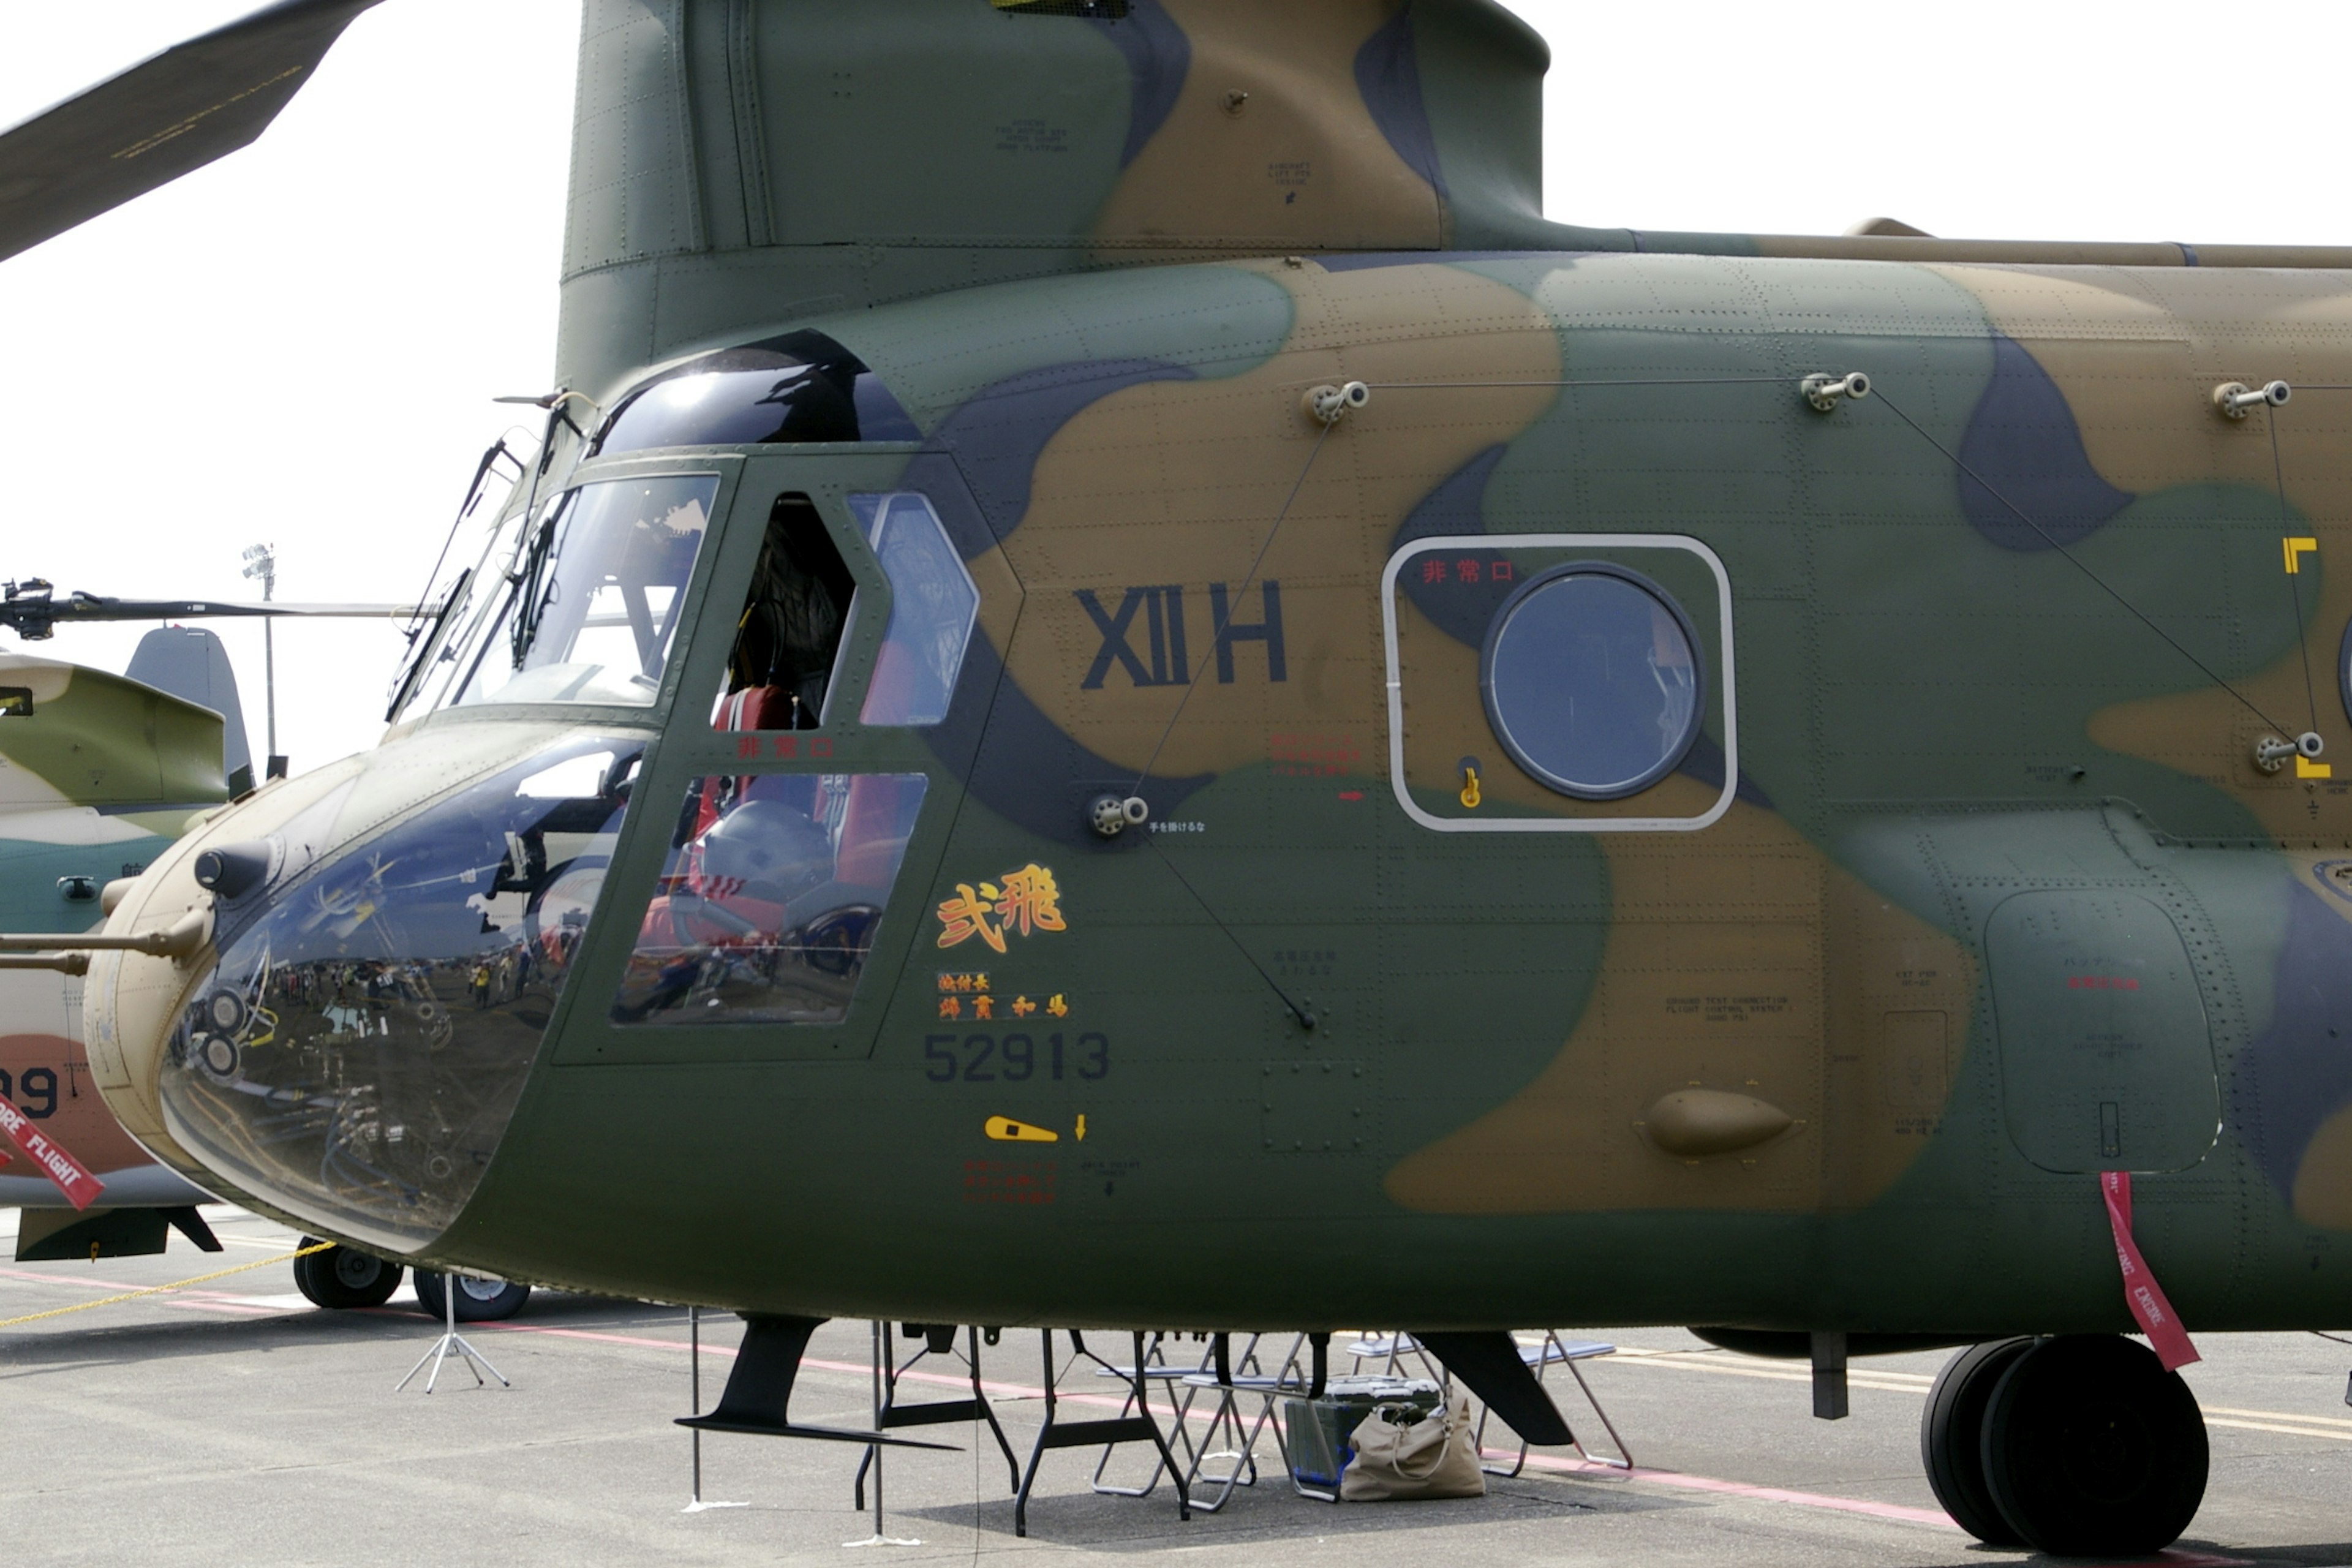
[{"left": 1460, "top": 767, "right": 1482, "bottom": 809}]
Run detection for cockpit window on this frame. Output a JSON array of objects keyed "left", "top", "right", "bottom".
[
  {"left": 849, "top": 493, "right": 979, "bottom": 727},
  {"left": 590, "top": 330, "right": 921, "bottom": 457},
  {"left": 714, "top": 495, "right": 856, "bottom": 730},
  {"left": 155, "top": 733, "right": 639, "bottom": 1251},
  {"left": 451, "top": 475, "right": 718, "bottom": 709}
]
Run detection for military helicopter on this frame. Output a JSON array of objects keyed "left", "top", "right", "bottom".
[
  {"left": 0, "top": 601, "right": 538, "bottom": 1316},
  {"left": 0, "top": 636, "right": 230, "bottom": 1263},
  {"left": 7, "top": 0, "right": 2352, "bottom": 1553}
]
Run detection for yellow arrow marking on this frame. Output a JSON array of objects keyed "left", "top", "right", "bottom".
[
  {"left": 984, "top": 1115, "right": 1058, "bottom": 1144},
  {"left": 2285, "top": 536, "right": 2319, "bottom": 574}
]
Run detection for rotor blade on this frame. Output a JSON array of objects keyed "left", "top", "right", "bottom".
[
  {"left": 0, "top": 594, "right": 413, "bottom": 638},
  {"left": 0, "top": 0, "right": 385, "bottom": 266}
]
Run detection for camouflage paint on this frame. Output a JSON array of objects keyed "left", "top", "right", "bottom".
[{"left": 80, "top": 1, "right": 2352, "bottom": 1339}]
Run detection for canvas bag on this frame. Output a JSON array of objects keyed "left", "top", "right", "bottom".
[{"left": 1339, "top": 1391, "right": 1486, "bottom": 1501}]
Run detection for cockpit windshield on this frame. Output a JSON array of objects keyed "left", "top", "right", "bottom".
[{"left": 443, "top": 475, "right": 719, "bottom": 709}]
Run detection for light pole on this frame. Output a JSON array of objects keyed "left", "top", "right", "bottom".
[{"left": 240, "top": 543, "right": 277, "bottom": 774}]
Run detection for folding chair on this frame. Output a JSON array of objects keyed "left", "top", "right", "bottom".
[
  {"left": 1169, "top": 1332, "right": 1314, "bottom": 1511},
  {"left": 1474, "top": 1331, "right": 1635, "bottom": 1475}
]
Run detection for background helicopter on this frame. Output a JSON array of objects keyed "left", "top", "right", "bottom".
[
  {"left": 9, "top": 0, "right": 2352, "bottom": 1559},
  {"left": 0, "top": 603, "right": 540, "bottom": 1317},
  {"left": 0, "top": 633, "right": 229, "bottom": 1263}
]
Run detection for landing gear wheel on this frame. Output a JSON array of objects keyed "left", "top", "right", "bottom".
[
  {"left": 1920, "top": 1336, "right": 2035, "bottom": 1545},
  {"left": 412, "top": 1268, "right": 532, "bottom": 1322},
  {"left": 292, "top": 1238, "right": 404, "bottom": 1310},
  {"left": 1981, "top": 1333, "right": 2207, "bottom": 1556}
]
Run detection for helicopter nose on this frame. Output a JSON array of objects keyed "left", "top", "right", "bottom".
[{"left": 86, "top": 723, "right": 644, "bottom": 1253}]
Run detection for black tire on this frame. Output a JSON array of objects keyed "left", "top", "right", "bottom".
[
  {"left": 1981, "top": 1333, "right": 2207, "bottom": 1556},
  {"left": 292, "top": 1238, "right": 404, "bottom": 1310},
  {"left": 1920, "top": 1336, "right": 2035, "bottom": 1545},
  {"left": 412, "top": 1267, "right": 532, "bottom": 1322}
]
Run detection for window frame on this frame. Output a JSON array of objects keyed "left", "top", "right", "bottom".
[
  {"left": 548, "top": 450, "right": 970, "bottom": 1067},
  {"left": 402, "top": 453, "right": 742, "bottom": 733},
  {"left": 1382, "top": 533, "right": 1738, "bottom": 834}
]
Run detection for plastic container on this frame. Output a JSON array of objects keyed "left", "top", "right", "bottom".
[{"left": 1282, "top": 1376, "right": 1442, "bottom": 1488}]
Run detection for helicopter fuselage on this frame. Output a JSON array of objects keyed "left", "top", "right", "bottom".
[{"left": 85, "top": 249, "right": 2352, "bottom": 1336}]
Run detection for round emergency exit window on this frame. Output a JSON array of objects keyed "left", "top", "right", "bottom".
[{"left": 1479, "top": 562, "right": 1704, "bottom": 800}]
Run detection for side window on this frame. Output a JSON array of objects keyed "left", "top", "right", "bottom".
[
  {"left": 849, "top": 492, "right": 979, "bottom": 727},
  {"left": 1384, "top": 535, "right": 1733, "bottom": 832},
  {"left": 715, "top": 494, "right": 856, "bottom": 729},
  {"left": 1480, "top": 564, "right": 1703, "bottom": 801},
  {"left": 611, "top": 771, "right": 929, "bottom": 1025}
]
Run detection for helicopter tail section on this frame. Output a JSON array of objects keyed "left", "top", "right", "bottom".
[{"left": 124, "top": 628, "right": 254, "bottom": 795}]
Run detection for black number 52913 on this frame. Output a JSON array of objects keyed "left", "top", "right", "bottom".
[{"left": 923, "top": 1032, "right": 1107, "bottom": 1084}]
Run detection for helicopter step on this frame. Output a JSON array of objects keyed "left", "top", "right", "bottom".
[{"left": 1922, "top": 1333, "right": 2207, "bottom": 1555}]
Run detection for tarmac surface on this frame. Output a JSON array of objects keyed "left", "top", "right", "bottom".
[{"left": 3, "top": 1205, "right": 2350, "bottom": 1567}]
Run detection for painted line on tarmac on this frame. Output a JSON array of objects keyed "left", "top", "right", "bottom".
[
  {"left": 167, "top": 1299, "right": 281, "bottom": 1317},
  {"left": 2204, "top": 1403, "right": 2352, "bottom": 1431},
  {"left": 464, "top": 1322, "right": 1167, "bottom": 1419},
  {"left": 1609, "top": 1345, "right": 2352, "bottom": 1444},
  {"left": 0, "top": 1264, "right": 170, "bottom": 1294},
  {"left": 2202, "top": 1415, "right": 2352, "bottom": 1442},
  {"left": 1492, "top": 1448, "right": 1959, "bottom": 1530},
  {"left": 1606, "top": 1346, "right": 1932, "bottom": 1393}
]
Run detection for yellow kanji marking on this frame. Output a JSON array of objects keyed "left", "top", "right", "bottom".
[
  {"left": 937, "top": 865, "right": 1066, "bottom": 950},
  {"left": 995, "top": 864, "right": 1066, "bottom": 938},
  {"left": 936, "top": 884, "right": 1005, "bottom": 953}
]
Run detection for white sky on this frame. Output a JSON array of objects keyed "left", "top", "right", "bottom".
[{"left": 1, "top": 1, "right": 2345, "bottom": 771}]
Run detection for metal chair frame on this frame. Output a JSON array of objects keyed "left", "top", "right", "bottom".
[
  {"left": 1472, "top": 1330, "right": 1635, "bottom": 1476},
  {"left": 1014, "top": 1329, "right": 1189, "bottom": 1537}
]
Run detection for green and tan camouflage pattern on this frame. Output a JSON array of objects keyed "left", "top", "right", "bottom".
[{"left": 83, "top": 0, "right": 2352, "bottom": 1337}]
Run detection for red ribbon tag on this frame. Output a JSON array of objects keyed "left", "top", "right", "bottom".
[
  {"left": 0, "top": 1098, "right": 104, "bottom": 1210},
  {"left": 2101, "top": 1170, "right": 2199, "bottom": 1372}
]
